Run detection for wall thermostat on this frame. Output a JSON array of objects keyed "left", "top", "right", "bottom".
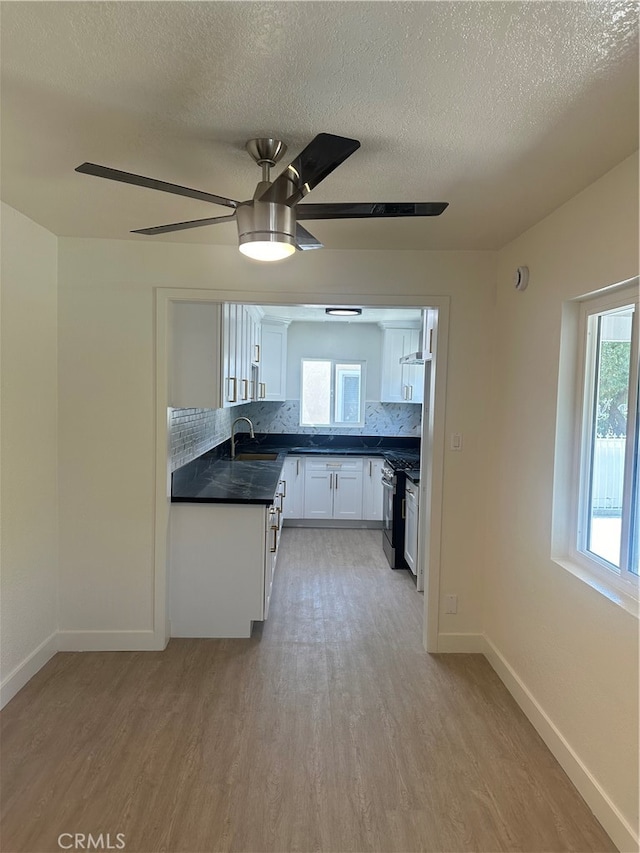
[{"left": 514, "top": 265, "right": 529, "bottom": 291}]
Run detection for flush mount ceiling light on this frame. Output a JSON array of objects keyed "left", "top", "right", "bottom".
[
  {"left": 75, "top": 134, "right": 449, "bottom": 263},
  {"left": 325, "top": 307, "right": 362, "bottom": 317}
]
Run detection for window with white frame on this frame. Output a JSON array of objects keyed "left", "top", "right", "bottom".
[
  {"left": 575, "top": 285, "right": 639, "bottom": 585},
  {"left": 300, "top": 359, "right": 366, "bottom": 427}
]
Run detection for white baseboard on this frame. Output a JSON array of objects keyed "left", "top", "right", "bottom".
[
  {"left": 437, "top": 632, "right": 485, "bottom": 652},
  {"left": 0, "top": 632, "right": 58, "bottom": 709},
  {"left": 482, "top": 635, "right": 639, "bottom": 853},
  {"left": 57, "top": 630, "right": 164, "bottom": 652}
]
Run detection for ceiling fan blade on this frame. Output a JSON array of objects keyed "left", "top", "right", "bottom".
[
  {"left": 131, "top": 213, "right": 236, "bottom": 235},
  {"left": 296, "top": 202, "right": 449, "bottom": 220},
  {"left": 258, "top": 134, "right": 360, "bottom": 206},
  {"left": 295, "top": 224, "right": 323, "bottom": 251},
  {"left": 75, "top": 163, "right": 239, "bottom": 209}
]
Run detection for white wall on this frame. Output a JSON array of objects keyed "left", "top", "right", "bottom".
[
  {"left": 487, "top": 153, "right": 639, "bottom": 848},
  {"left": 2, "top": 152, "right": 637, "bottom": 841},
  {"left": 0, "top": 203, "right": 58, "bottom": 705},
  {"left": 285, "top": 321, "right": 383, "bottom": 400},
  {"left": 56, "top": 242, "right": 496, "bottom": 645}
]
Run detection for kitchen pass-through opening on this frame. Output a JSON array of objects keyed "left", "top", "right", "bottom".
[{"left": 155, "top": 292, "right": 450, "bottom": 653}]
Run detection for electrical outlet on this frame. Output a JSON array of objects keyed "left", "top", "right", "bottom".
[{"left": 444, "top": 594, "right": 458, "bottom": 614}]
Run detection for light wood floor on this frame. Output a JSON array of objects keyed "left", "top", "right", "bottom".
[{"left": 1, "top": 529, "right": 615, "bottom": 853}]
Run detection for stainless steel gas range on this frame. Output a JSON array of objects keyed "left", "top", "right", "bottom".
[{"left": 381, "top": 451, "right": 420, "bottom": 571}]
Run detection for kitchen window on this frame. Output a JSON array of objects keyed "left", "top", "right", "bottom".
[
  {"left": 300, "top": 359, "right": 366, "bottom": 427},
  {"left": 573, "top": 285, "right": 639, "bottom": 592}
]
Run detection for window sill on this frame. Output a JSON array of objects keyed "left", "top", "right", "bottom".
[{"left": 552, "top": 553, "right": 639, "bottom": 617}]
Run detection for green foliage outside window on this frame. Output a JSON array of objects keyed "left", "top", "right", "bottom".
[{"left": 596, "top": 341, "right": 630, "bottom": 437}]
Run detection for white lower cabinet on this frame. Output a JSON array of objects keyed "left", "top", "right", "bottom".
[
  {"left": 170, "top": 497, "right": 283, "bottom": 638},
  {"left": 263, "top": 503, "right": 281, "bottom": 619},
  {"left": 303, "top": 458, "right": 363, "bottom": 520},
  {"left": 281, "top": 456, "right": 305, "bottom": 518},
  {"left": 404, "top": 480, "right": 419, "bottom": 576},
  {"left": 362, "top": 457, "right": 385, "bottom": 520}
]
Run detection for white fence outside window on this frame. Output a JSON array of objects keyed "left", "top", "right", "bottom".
[{"left": 591, "top": 437, "right": 625, "bottom": 514}]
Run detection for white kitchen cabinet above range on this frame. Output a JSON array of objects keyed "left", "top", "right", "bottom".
[
  {"left": 379, "top": 312, "right": 434, "bottom": 405},
  {"left": 380, "top": 326, "right": 423, "bottom": 404}
]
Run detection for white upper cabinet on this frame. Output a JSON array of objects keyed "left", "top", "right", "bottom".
[
  {"left": 260, "top": 320, "right": 288, "bottom": 401},
  {"left": 170, "top": 301, "right": 223, "bottom": 409},
  {"left": 380, "top": 325, "right": 423, "bottom": 404},
  {"left": 251, "top": 309, "right": 262, "bottom": 367},
  {"left": 171, "top": 300, "right": 266, "bottom": 410},
  {"left": 222, "top": 304, "right": 264, "bottom": 408}
]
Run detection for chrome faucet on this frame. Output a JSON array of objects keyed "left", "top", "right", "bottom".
[{"left": 231, "top": 417, "right": 255, "bottom": 459}]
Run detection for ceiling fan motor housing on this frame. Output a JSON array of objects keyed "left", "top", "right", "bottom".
[{"left": 236, "top": 199, "right": 296, "bottom": 250}]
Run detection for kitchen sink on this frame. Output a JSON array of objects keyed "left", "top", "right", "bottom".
[{"left": 233, "top": 452, "right": 279, "bottom": 461}]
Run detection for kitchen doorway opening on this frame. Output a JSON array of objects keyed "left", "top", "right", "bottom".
[{"left": 154, "top": 290, "right": 449, "bottom": 653}]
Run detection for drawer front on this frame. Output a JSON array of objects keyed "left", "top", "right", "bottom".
[{"left": 305, "top": 457, "right": 363, "bottom": 473}]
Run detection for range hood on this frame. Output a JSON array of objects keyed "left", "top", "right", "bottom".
[{"left": 399, "top": 309, "right": 433, "bottom": 365}]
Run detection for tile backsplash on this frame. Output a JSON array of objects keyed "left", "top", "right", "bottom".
[
  {"left": 239, "top": 400, "right": 421, "bottom": 436},
  {"left": 169, "top": 407, "right": 232, "bottom": 471},
  {"left": 170, "top": 400, "right": 421, "bottom": 470}
]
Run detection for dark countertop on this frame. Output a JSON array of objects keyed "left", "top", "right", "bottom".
[
  {"left": 171, "top": 434, "right": 420, "bottom": 504},
  {"left": 172, "top": 452, "right": 288, "bottom": 505}
]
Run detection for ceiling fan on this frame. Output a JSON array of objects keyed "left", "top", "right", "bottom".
[{"left": 76, "top": 133, "right": 448, "bottom": 262}]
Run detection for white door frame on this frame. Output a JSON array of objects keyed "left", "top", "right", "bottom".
[{"left": 154, "top": 288, "right": 450, "bottom": 652}]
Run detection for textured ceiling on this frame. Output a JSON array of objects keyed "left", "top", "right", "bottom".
[{"left": 1, "top": 1, "right": 638, "bottom": 250}]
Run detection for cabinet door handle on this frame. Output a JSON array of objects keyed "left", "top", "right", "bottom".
[
  {"left": 296, "top": 459, "right": 300, "bottom": 476},
  {"left": 250, "top": 379, "right": 256, "bottom": 400},
  {"left": 329, "top": 473, "right": 333, "bottom": 489},
  {"left": 429, "top": 328, "right": 433, "bottom": 354},
  {"left": 369, "top": 460, "right": 372, "bottom": 476},
  {"left": 280, "top": 479, "right": 287, "bottom": 498},
  {"left": 254, "top": 343, "right": 260, "bottom": 363},
  {"left": 335, "top": 473, "right": 338, "bottom": 490},
  {"left": 408, "top": 385, "right": 413, "bottom": 400},
  {"left": 228, "top": 377, "right": 238, "bottom": 403},
  {"left": 259, "top": 382, "right": 266, "bottom": 399},
  {"left": 270, "top": 525, "right": 278, "bottom": 553},
  {"left": 241, "top": 379, "right": 249, "bottom": 400},
  {"left": 401, "top": 498, "right": 406, "bottom": 519}
]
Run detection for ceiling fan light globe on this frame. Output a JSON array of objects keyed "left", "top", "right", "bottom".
[
  {"left": 239, "top": 240, "right": 296, "bottom": 262},
  {"left": 237, "top": 199, "right": 296, "bottom": 261}
]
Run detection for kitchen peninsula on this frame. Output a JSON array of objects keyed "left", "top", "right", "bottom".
[{"left": 170, "top": 433, "right": 420, "bottom": 638}]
